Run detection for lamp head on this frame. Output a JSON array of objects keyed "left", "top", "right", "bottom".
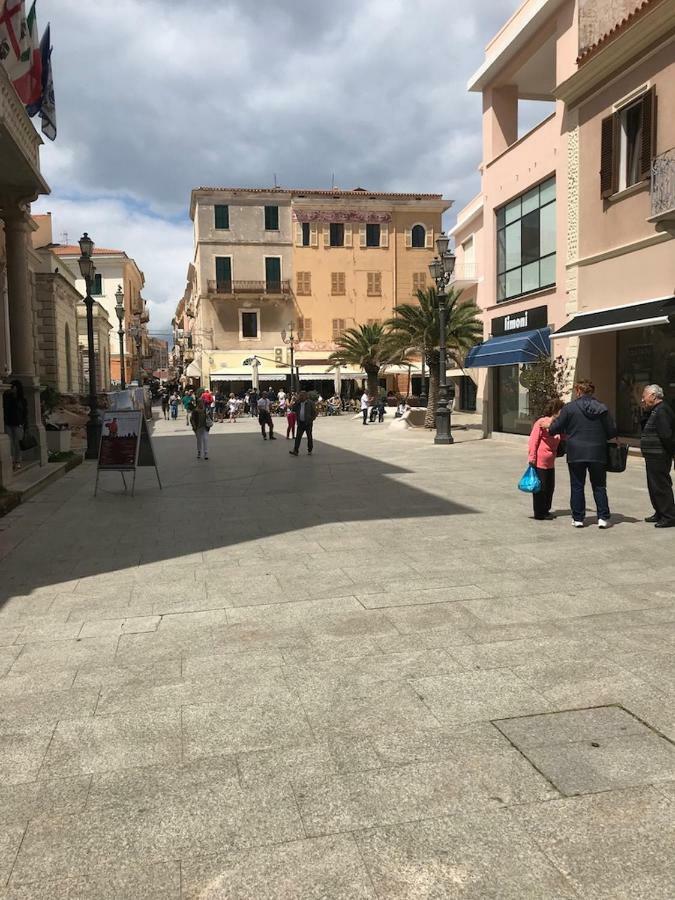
[
  {"left": 78, "top": 256, "right": 95, "bottom": 281},
  {"left": 428, "top": 257, "right": 443, "bottom": 281},
  {"left": 435, "top": 231, "right": 450, "bottom": 257},
  {"left": 442, "top": 248, "right": 456, "bottom": 277},
  {"left": 78, "top": 232, "right": 94, "bottom": 258}
]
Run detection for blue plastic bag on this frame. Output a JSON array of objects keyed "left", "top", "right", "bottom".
[{"left": 518, "top": 464, "right": 541, "bottom": 493}]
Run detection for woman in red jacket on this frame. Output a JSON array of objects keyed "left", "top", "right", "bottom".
[{"left": 527, "top": 398, "right": 564, "bottom": 520}]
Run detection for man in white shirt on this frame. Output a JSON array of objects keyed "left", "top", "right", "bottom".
[
  {"left": 257, "top": 392, "right": 276, "bottom": 440},
  {"left": 360, "top": 391, "right": 369, "bottom": 425}
]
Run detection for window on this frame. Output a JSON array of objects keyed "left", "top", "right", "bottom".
[
  {"left": 214, "top": 205, "right": 229, "bottom": 229},
  {"left": 367, "top": 318, "right": 382, "bottom": 326},
  {"left": 411, "top": 224, "right": 426, "bottom": 248},
  {"left": 296, "top": 272, "right": 311, "bottom": 295},
  {"left": 412, "top": 272, "right": 426, "bottom": 294},
  {"left": 240, "top": 310, "right": 259, "bottom": 339},
  {"left": 329, "top": 223, "right": 344, "bottom": 247},
  {"left": 331, "top": 272, "right": 346, "bottom": 295},
  {"left": 215, "top": 257, "right": 232, "bottom": 291},
  {"left": 298, "top": 317, "right": 312, "bottom": 340},
  {"left": 265, "top": 257, "right": 281, "bottom": 291},
  {"left": 264, "top": 205, "right": 279, "bottom": 230},
  {"left": 332, "top": 318, "right": 346, "bottom": 339},
  {"left": 496, "top": 177, "right": 556, "bottom": 302},
  {"left": 366, "top": 224, "right": 380, "bottom": 247},
  {"left": 301, "top": 222, "right": 310, "bottom": 246},
  {"left": 367, "top": 272, "right": 382, "bottom": 296},
  {"left": 600, "top": 86, "right": 656, "bottom": 197},
  {"left": 91, "top": 273, "right": 103, "bottom": 295}
]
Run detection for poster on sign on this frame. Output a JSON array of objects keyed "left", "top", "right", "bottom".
[{"left": 98, "top": 411, "right": 142, "bottom": 469}]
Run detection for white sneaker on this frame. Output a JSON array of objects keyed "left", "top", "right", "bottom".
[
  {"left": 598, "top": 519, "right": 610, "bottom": 529},
  {"left": 572, "top": 520, "right": 584, "bottom": 528}
]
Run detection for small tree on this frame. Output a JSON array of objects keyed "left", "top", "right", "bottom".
[
  {"left": 329, "top": 322, "right": 389, "bottom": 396},
  {"left": 519, "top": 354, "right": 570, "bottom": 418}
]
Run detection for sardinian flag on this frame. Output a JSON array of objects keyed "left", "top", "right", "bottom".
[{"left": 0, "top": 0, "right": 31, "bottom": 82}]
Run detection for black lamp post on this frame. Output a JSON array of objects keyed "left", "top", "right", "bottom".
[
  {"left": 115, "top": 284, "right": 126, "bottom": 390},
  {"left": 78, "top": 232, "right": 101, "bottom": 459},
  {"left": 281, "top": 322, "right": 297, "bottom": 392},
  {"left": 428, "top": 232, "right": 456, "bottom": 445}
]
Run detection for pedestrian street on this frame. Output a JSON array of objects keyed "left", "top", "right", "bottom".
[{"left": 0, "top": 414, "right": 673, "bottom": 898}]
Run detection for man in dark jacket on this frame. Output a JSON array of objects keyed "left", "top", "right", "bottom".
[
  {"left": 548, "top": 379, "right": 617, "bottom": 528},
  {"left": 640, "top": 384, "right": 675, "bottom": 528},
  {"left": 289, "top": 391, "right": 316, "bottom": 456}
]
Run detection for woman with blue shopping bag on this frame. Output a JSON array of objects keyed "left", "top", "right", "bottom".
[{"left": 523, "top": 398, "right": 564, "bottom": 520}]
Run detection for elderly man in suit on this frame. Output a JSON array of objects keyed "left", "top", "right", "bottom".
[
  {"left": 641, "top": 384, "right": 675, "bottom": 528},
  {"left": 289, "top": 391, "right": 316, "bottom": 456}
]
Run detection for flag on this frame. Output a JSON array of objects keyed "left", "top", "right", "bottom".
[
  {"left": 0, "top": 0, "right": 30, "bottom": 82},
  {"left": 11, "top": 1, "right": 41, "bottom": 105},
  {"left": 26, "top": 21, "right": 55, "bottom": 140}
]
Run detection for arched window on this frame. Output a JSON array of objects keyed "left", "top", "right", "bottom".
[
  {"left": 411, "top": 224, "right": 426, "bottom": 248},
  {"left": 65, "top": 324, "right": 73, "bottom": 391}
]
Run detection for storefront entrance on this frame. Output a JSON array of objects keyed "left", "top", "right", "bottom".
[
  {"left": 494, "top": 364, "right": 533, "bottom": 435},
  {"left": 617, "top": 322, "right": 675, "bottom": 437}
]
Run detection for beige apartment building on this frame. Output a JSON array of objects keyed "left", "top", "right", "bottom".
[
  {"left": 187, "top": 187, "right": 449, "bottom": 395},
  {"left": 456, "top": 0, "right": 674, "bottom": 440}
]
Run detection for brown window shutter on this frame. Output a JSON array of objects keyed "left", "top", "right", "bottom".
[
  {"left": 640, "top": 85, "right": 657, "bottom": 182},
  {"left": 600, "top": 113, "right": 618, "bottom": 198}
]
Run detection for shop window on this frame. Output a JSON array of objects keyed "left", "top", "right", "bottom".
[
  {"left": 601, "top": 86, "right": 656, "bottom": 197},
  {"left": 617, "top": 322, "right": 675, "bottom": 437},
  {"left": 496, "top": 177, "right": 555, "bottom": 302},
  {"left": 494, "top": 364, "right": 533, "bottom": 434}
]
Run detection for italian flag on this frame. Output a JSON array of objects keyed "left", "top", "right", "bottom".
[{"left": 11, "top": 1, "right": 42, "bottom": 105}]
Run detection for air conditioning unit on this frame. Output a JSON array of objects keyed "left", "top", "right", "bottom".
[{"left": 274, "top": 346, "right": 284, "bottom": 367}]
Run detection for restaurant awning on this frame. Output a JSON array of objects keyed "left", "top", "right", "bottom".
[
  {"left": 185, "top": 358, "right": 202, "bottom": 377},
  {"left": 464, "top": 328, "right": 551, "bottom": 368},
  {"left": 551, "top": 296, "right": 675, "bottom": 339}
]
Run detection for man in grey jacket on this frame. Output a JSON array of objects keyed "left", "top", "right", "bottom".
[
  {"left": 548, "top": 380, "right": 617, "bottom": 529},
  {"left": 640, "top": 384, "right": 675, "bottom": 528}
]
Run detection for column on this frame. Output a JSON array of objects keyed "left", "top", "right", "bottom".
[{"left": 2, "top": 203, "right": 47, "bottom": 467}]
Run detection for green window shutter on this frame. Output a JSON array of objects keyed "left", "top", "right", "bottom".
[
  {"left": 214, "top": 205, "right": 229, "bottom": 229},
  {"left": 215, "top": 257, "right": 232, "bottom": 289},
  {"left": 264, "top": 206, "right": 279, "bottom": 230}
]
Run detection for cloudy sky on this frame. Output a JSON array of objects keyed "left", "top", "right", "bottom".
[{"left": 33, "top": 0, "right": 523, "bottom": 335}]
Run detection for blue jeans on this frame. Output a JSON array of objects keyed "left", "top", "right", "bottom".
[{"left": 568, "top": 462, "right": 610, "bottom": 522}]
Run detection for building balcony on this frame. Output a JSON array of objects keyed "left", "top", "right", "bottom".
[
  {"left": 649, "top": 148, "right": 675, "bottom": 229},
  {"left": 450, "top": 263, "right": 479, "bottom": 292},
  {"left": 207, "top": 279, "right": 293, "bottom": 298}
]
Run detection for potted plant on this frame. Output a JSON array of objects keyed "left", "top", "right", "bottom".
[{"left": 41, "top": 386, "right": 72, "bottom": 453}]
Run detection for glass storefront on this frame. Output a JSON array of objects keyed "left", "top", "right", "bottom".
[
  {"left": 494, "top": 364, "right": 534, "bottom": 434},
  {"left": 616, "top": 322, "right": 675, "bottom": 436}
]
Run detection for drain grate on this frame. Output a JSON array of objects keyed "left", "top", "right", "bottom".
[{"left": 492, "top": 705, "right": 675, "bottom": 796}]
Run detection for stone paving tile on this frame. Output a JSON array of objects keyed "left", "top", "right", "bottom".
[
  {"left": 410, "top": 670, "right": 552, "bottom": 727},
  {"left": 181, "top": 835, "right": 376, "bottom": 899},
  {"left": 0, "top": 775, "right": 91, "bottom": 826},
  {"left": 356, "top": 584, "right": 489, "bottom": 609},
  {"left": 0, "top": 689, "right": 98, "bottom": 734},
  {"left": 449, "top": 635, "right": 615, "bottom": 671},
  {"left": 366, "top": 722, "right": 512, "bottom": 767},
  {"left": 285, "top": 648, "right": 464, "bottom": 685},
  {"left": 0, "top": 721, "right": 55, "bottom": 784},
  {"left": 0, "top": 647, "right": 25, "bottom": 678},
  {"left": 77, "top": 616, "right": 161, "bottom": 638},
  {"left": 494, "top": 705, "right": 649, "bottom": 749},
  {"left": 355, "top": 811, "right": 577, "bottom": 899},
  {"left": 0, "top": 825, "right": 26, "bottom": 887},
  {"left": 382, "top": 602, "right": 483, "bottom": 634},
  {"left": 9, "top": 637, "right": 120, "bottom": 674},
  {"left": 40, "top": 709, "right": 182, "bottom": 777},
  {"left": 225, "top": 595, "right": 365, "bottom": 627},
  {"left": 0, "top": 668, "right": 76, "bottom": 698},
  {"left": 12, "top": 622, "right": 85, "bottom": 644},
  {"left": 0, "top": 862, "right": 181, "bottom": 899},
  {"left": 11, "top": 780, "right": 304, "bottom": 883},
  {"left": 514, "top": 786, "right": 675, "bottom": 899},
  {"left": 0, "top": 628, "right": 23, "bottom": 648},
  {"left": 238, "top": 742, "right": 339, "bottom": 788}
]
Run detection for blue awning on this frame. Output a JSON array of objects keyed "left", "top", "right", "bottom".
[{"left": 465, "top": 327, "right": 551, "bottom": 368}]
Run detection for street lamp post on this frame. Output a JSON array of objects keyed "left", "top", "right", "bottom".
[
  {"left": 280, "top": 322, "right": 297, "bottom": 392},
  {"left": 428, "top": 232, "right": 456, "bottom": 445},
  {"left": 78, "top": 233, "right": 101, "bottom": 459},
  {"left": 115, "top": 285, "right": 126, "bottom": 390}
]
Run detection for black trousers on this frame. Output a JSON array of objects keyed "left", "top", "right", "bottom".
[
  {"left": 294, "top": 420, "right": 313, "bottom": 453},
  {"left": 258, "top": 411, "right": 273, "bottom": 436},
  {"left": 645, "top": 456, "right": 675, "bottom": 523},
  {"left": 533, "top": 467, "right": 555, "bottom": 519}
]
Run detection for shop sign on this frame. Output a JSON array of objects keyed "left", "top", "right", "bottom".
[{"left": 492, "top": 305, "right": 548, "bottom": 337}]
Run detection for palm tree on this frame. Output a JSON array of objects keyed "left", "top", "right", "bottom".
[
  {"left": 328, "top": 322, "right": 388, "bottom": 396},
  {"left": 384, "top": 287, "right": 482, "bottom": 428}
]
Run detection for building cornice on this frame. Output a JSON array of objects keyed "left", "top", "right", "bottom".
[{"left": 555, "top": 2, "right": 675, "bottom": 107}]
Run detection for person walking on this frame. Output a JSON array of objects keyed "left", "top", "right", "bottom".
[
  {"left": 376, "top": 394, "right": 386, "bottom": 423},
  {"left": 3, "top": 379, "right": 28, "bottom": 471},
  {"left": 640, "top": 384, "right": 675, "bottom": 528},
  {"left": 286, "top": 392, "right": 297, "bottom": 440},
  {"left": 289, "top": 390, "right": 316, "bottom": 456},
  {"left": 160, "top": 390, "right": 169, "bottom": 420},
  {"left": 527, "top": 398, "right": 564, "bottom": 520},
  {"left": 182, "top": 390, "right": 195, "bottom": 425},
  {"left": 548, "top": 379, "right": 617, "bottom": 528},
  {"left": 190, "top": 399, "right": 210, "bottom": 460},
  {"left": 361, "top": 390, "right": 369, "bottom": 425},
  {"left": 248, "top": 388, "right": 259, "bottom": 417},
  {"left": 257, "top": 391, "right": 276, "bottom": 440},
  {"left": 169, "top": 391, "right": 179, "bottom": 420},
  {"left": 227, "top": 393, "right": 239, "bottom": 423}
]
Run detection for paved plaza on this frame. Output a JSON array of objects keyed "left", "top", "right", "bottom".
[{"left": 0, "top": 412, "right": 673, "bottom": 898}]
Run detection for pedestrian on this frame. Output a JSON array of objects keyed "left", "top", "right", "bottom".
[
  {"left": 286, "top": 392, "right": 297, "bottom": 440},
  {"left": 257, "top": 391, "right": 276, "bottom": 440},
  {"left": 3, "top": 379, "right": 28, "bottom": 471},
  {"left": 215, "top": 389, "right": 226, "bottom": 422},
  {"left": 161, "top": 391, "right": 169, "bottom": 420},
  {"left": 548, "top": 379, "right": 617, "bottom": 528},
  {"left": 527, "top": 398, "right": 564, "bottom": 520},
  {"left": 227, "top": 392, "right": 239, "bottom": 423},
  {"left": 376, "top": 394, "right": 386, "bottom": 423},
  {"left": 170, "top": 391, "right": 179, "bottom": 420},
  {"left": 190, "top": 398, "right": 210, "bottom": 460},
  {"left": 249, "top": 388, "right": 259, "bottom": 417},
  {"left": 361, "top": 390, "right": 369, "bottom": 425},
  {"left": 289, "top": 390, "right": 316, "bottom": 456},
  {"left": 182, "top": 390, "right": 194, "bottom": 425},
  {"left": 640, "top": 384, "right": 675, "bottom": 528}
]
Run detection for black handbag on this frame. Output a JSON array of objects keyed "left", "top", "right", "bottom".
[
  {"left": 607, "top": 442, "right": 628, "bottom": 473},
  {"left": 556, "top": 439, "right": 567, "bottom": 458},
  {"left": 19, "top": 431, "right": 38, "bottom": 452}
]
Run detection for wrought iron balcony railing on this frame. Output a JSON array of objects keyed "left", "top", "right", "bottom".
[
  {"left": 650, "top": 148, "right": 675, "bottom": 224},
  {"left": 207, "top": 279, "right": 293, "bottom": 297}
]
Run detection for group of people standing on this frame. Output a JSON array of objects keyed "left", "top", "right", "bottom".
[{"left": 527, "top": 379, "right": 675, "bottom": 528}]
